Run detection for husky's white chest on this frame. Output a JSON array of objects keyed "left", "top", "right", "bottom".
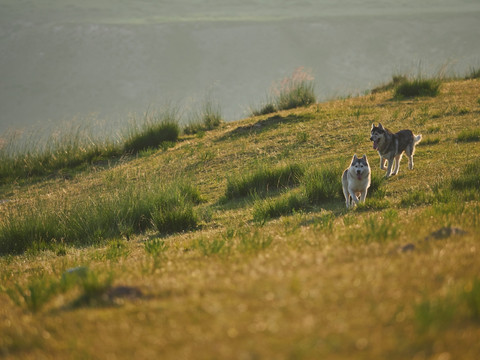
[{"left": 347, "top": 171, "right": 370, "bottom": 192}]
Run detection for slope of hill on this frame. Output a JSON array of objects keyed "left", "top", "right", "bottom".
[{"left": 1, "top": 78, "right": 479, "bottom": 359}]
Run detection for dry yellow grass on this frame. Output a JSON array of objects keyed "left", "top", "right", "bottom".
[{"left": 1, "top": 79, "right": 480, "bottom": 359}]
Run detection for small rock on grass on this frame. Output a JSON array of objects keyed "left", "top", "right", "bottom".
[{"left": 425, "top": 227, "right": 468, "bottom": 241}]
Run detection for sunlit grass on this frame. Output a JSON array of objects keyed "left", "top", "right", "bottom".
[{"left": 1, "top": 77, "right": 480, "bottom": 360}]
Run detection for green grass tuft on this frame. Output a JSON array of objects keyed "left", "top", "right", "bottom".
[
  {"left": 194, "top": 237, "right": 227, "bottom": 257},
  {"left": 238, "top": 229, "right": 273, "bottom": 253},
  {"left": 5, "top": 277, "right": 58, "bottom": 313},
  {"left": 184, "top": 97, "right": 223, "bottom": 135},
  {"left": 0, "top": 108, "right": 181, "bottom": 183},
  {"left": 415, "top": 278, "right": 480, "bottom": 333},
  {"left": 400, "top": 189, "right": 435, "bottom": 208},
  {"left": 349, "top": 209, "right": 399, "bottom": 243},
  {"left": 371, "top": 75, "right": 409, "bottom": 93},
  {"left": 151, "top": 201, "right": 198, "bottom": 235},
  {"left": 250, "top": 102, "right": 277, "bottom": 117},
  {"left": 465, "top": 67, "right": 480, "bottom": 80},
  {"left": 123, "top": 111, "right": 180, "bottom": 154},
  {"left": 250, "top": 67, "right": 316, "bottom": 115},
  {"left": 394, "top": 77, "right": 442, "bottom": 99},
  {"left": 274, "top": 68, "right": 316, "bottom": 110},
  {"left": 0, "top": 126, "right": 122, "bottom": 183},
  {"left": 457, "top": 128, "right": 480, "bottom": 143},
  {"left": 253, "top": 192, "right": 306, "bottom": 223},
  {"left": 304, "top": 165, "right": 342, "bottom": 204},
  {"left": 225, "top": 163, "right": 304, "bottom": 200},
  {"left": 0, "top": 181, "right": 201, "bottom": 255},
  {"left": 450, "top": 159, "right": 480, "bottom": 192},
  {"left": 414, "top": 297, "right": 456, "bottom": 333}
]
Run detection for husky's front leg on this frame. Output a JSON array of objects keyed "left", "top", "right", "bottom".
[
  {"left": 385, "top": 157, "right": 394, "bottom": 178},
  {"left": 379, "top": 155, "right": 386, "bottom": 170},
  {"left": 343, "top": 186, "right": 351, "bottom": 208},
  {"left": 359, "top": 189, "right": 368, "bottom": 203},
  {"left": 348, "top": 190, "right": 360, "bottom": 207}
]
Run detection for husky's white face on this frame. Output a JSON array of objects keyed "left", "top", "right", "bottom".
[
  {"left": 350, "top": 155, "right": 370, "bottom": 180},
  {"left": 370, "top": 124, "right": 385, "bottom": 150}
]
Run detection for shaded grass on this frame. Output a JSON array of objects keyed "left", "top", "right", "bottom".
[
  {"left": 394, "top": 77, "right": 442, "bottom": 99},
  {"left": 224, "top": 163, "right": 304, "bottom": 200},
  {"left": 150, "top": 200, "right": 199, "bottom": 234},
  {"left": 0, "top": 181, "right": 202, "bottom": 255},
  {"left": 253, "top": 191, "right": 305, "bottom": 223},
  {"left": 123, "top": 110, "right": 180, "bottom": 153},
  {"left": 457, "top": 128, "right": 480, "bottom": 143},
  {"left": 450, "top": 159, "right": 480, "bottom": 192}
]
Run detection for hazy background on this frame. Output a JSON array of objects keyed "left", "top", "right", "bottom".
[{"left": 1, "top": 0, "right": 480, "bottom": 134}]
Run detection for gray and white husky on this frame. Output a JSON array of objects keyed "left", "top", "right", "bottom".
[
  {"left": 342, "top": 154, "right": 371, "bottom": 209},
  {"left": 370, "top": 123, "right": 422, "bottom": 178}
]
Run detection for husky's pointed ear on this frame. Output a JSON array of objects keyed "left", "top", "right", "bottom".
[
  {"left": 371, "top": 123, "right": 375, "bottom": 130},
  {"left": 352, "top": 154, "right": 358, "bottom": 162},
  {"left": 378, "top": 123, "right": 384, "bottom": 129},
  {"left": 362, "top": 154, "right": 366, "bottom": 159}
]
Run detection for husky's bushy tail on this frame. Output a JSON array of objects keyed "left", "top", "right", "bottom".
[{"left": 414, "top": 134, "right": 422, "bottom": 144}]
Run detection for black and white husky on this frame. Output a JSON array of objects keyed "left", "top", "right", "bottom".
[
  {"left": 370, "top": 123, "right": 422, "bottom": 178},
  {"left": 342, "top": 154, "right": 371, "bottom": 209}
]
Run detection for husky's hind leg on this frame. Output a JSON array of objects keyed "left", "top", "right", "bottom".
[{"left": 405, "top": 144, "right": 415, "bottom": 170}]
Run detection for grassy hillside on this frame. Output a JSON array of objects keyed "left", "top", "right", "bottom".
[{"left": 1, "top": 78, "right": 480, "bottom": 359}]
